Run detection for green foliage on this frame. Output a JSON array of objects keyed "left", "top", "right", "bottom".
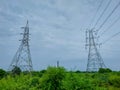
[
  {"left": 92, "top": 73, "right": 109, "bottom": 87},
  {"left": 98, "top": 68, "right": 112, "bottom": 73},
  {"left": 31, "top": 70, "right": 46, "bottom": 77},
  {"left": 39, "top": 66, "right": 66, "bottom": 90},
  {"left": 63, "top": 73, "right": 94, "bottom": 90},
  {"left": 0, "top": 74, "right": 30, "bottom": 90},
  {"left": 12, "top": 66, "right": 21, "bottom": 75},
  {"left": 0, "top": 67, "right": 120, "bottom": 90},
  {"left": 109, "top": 75, "right": 120, "bottom": 88},
  {"left": 0, "top": 68, "right": 6, "bottom": 79},
  {"left": 75, "top": 70, "right": 81, "bottom": 73},
  {"left": 30, "top": 77, "right": 39, "bottom": 87}
]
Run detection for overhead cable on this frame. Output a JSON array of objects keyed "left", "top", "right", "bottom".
[
  {"left": 102, "top": 31, "right": 120, "bottom": 44},
  {"left": 97, "top": 1, "right": 120, "bottom": 32},
  {"left": 100, "top": 15, "right": 120, "bottom": 36},
  {"left": 94, "top": 0, "right": 112, "bottom": 28}
]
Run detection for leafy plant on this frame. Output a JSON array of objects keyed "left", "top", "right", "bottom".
[
  {"left": 11, "top": 66, "right": 21, "bottom": 75},
  {"left": 98, "top": 68, "right": 112, "bottom": 73},
  {"left": 39, "top": 66, "right": 66, "bottom": 90},
  {"left": 0, "top": 68, "right": 6, "bottom": 79}
]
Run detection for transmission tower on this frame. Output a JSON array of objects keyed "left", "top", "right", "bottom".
[
  {"left": 85, "top": 29, "right": 106, "bottom": 72},
  {"left": 9, "top": 21, "right": 33, "bottom": 72}
]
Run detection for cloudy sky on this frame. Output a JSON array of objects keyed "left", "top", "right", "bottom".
[{"left": 0, "top": 0, "right": 120, "bottom": 71}]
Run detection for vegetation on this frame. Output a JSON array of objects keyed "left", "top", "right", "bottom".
[
  {"left": 0, "top": 67, "right": 120, "bottom": 90},
  {"left": 98, "top": 68, "right": 112, "bottom": 73},
  {"left": 11, "top": 66, "right": 21, "bottom": 75},
  {"left": 0, "top": 68, "right": 6, "bottom": 79}
]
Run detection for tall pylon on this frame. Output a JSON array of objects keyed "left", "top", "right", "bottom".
[
  {"left": 9, "top": 21, "right": 33, "bottom": 72},
  {"left": 85, "top": 29, "right": 106, "bottom": 72}
]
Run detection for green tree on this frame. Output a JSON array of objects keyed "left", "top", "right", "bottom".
[
  {"left": 40, "top": 66, "right": 66, "bottom": 90},
  {"left": 12, "top": 66, "right": 21, "bottom": 75},
  {"left": 0, "top": 68, "right": 6, "bottom": 79},
  {"left": 98, "top": 68, "right": 112, "bottom": 73}
]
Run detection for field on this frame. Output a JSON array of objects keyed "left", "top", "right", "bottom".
[{"left": 0, "top": 67, "right": 120, "bottom": 90}]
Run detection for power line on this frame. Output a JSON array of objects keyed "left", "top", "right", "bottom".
[
  {"left": 102, "top": 31, "right": 120, "bottom": 44},
  {"left": 100, "top": 15, "right": 120, "bottom": 36},
  {"left": 94, "top": 0, "right": 112, "bottom": 28},
  {"left": 89, "top": 0, "right": 104, "bottom": 28},
  {"left": 97, "top": 1, "right": 120, "bottom": 32}
]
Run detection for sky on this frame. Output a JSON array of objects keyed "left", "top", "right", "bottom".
[{"left": 0, "top": 0, "right": 120, "bottom": 71}]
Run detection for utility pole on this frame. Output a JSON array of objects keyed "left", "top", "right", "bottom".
[
  {"left": 56, "top": 61, "right": 59, "bottom": 67},
  {"left": 85, "top": 29, "right": 106, "bottom": 72},
  {"left": 9, "top": 21, "right": 33, "bottom": 73}
]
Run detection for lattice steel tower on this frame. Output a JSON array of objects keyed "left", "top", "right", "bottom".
[
  {"left": 85, "top": 29, "right": 106, "bottom": 72},
  {"left": 9, "top": 21, "right": 33, "bottom": 72}
]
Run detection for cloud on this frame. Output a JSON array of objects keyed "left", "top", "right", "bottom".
[{"left": 0, "top": 0, "right": 120, "bottom": 71}]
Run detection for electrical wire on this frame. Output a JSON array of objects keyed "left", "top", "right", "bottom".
[
  {"left": 94, "top": 0, "right": 112, "bottom": 28},
  {"left": 100, "top": 15, "right": 120, "bottom": 36},
  {"left": 89, "top": 0, "right": 104, "bottom": 28},
  {"left": 97, "top": 1, "right": 120, "bottom": 32},
  {"left": 102, "top": 31, "right": 120, "bottom": 44}
]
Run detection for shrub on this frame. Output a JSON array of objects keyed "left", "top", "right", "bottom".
[
  {"left": 30, "top": 77, "right": 39, "bottom": 87},
  {"left": 63, "top": 72, "right": 94, "bottom": 90},
  {"left": 98, "top": 68, "right": 112, "bottom": 73},
  {"left": 109, "top": 75, "right": 120, "bottom": 88},
  {"left": 11, "top": 66, "right": 21, "bottom": 75},
  {"left": 39, "top": 66, "right": 66, "bottom": 90},
  {"left": 0, "top": 68, "right": 6, "bottom": 79}
]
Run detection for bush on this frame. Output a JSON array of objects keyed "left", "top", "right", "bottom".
[
  {"left": 39, "top": 66, "right": 66, "bottom": 90},
  {"left": 63, "top": 72, "right": 94, "bottom": 90},
  {"left": 0, "top": 68, "right": 6, "bottom": 79},
  {"left": 98, "top": 68, "right": 112, "bottom": 73},
  {"left": 109, "top": 75, "right": 120, "bottom": 88},
  {"left": 30, "top": 77, "right": 39, "bottom": 87},
  {"left": 11, "top": 66, "right": 21, "bottom": 75}
]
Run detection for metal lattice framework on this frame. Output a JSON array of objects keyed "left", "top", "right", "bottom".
[
  {"left": 9, "top": 21, "right": 33, "bottom": 72},
  {"left": 85, "top": 29, "right": 106, "bottom": 72}
]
